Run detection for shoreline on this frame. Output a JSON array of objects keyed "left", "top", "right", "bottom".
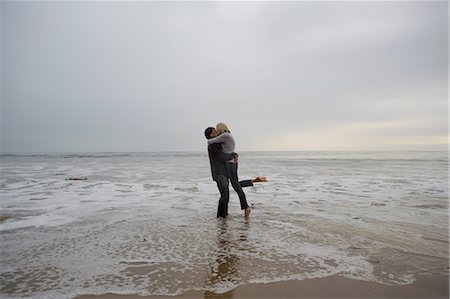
[{"left": 76, "top": 274, "right": 449, "bottom": 299}]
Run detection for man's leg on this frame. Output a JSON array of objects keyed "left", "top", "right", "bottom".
[{"left": 216, "top": 175, "right": 229, "bottom": 218}]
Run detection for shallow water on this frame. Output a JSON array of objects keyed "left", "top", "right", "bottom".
[{"left": 0, "top": 151, "right": 448, "bottom": 298}]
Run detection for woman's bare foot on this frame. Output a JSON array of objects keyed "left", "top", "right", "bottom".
[
  {"left": 244, "top": 207, "right": 252, "bottom": 219},
  {"left": 253, "top": 176, "right": 268, "bottom": 183}
]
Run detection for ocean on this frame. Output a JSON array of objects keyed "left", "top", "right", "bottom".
[{"left": 0, "top": 151, "right": 448, "bottom": 298}]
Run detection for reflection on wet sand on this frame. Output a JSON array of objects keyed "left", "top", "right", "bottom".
[{"left": 204, "top": 219, "right": 250, "bottom": 299}]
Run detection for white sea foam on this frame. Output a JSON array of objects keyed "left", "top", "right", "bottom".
[{"left": 0, "top": 151, "right": 448, "bottom": 298}]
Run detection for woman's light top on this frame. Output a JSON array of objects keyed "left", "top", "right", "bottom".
[{"left": 207, "top": 132, "right": 235, "bottom": 154}]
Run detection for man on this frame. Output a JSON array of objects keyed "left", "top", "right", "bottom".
[
  {"left": 205, "top": 127, "right": 266, "bottom": 218},
  {"left": 205, "top": 127, "right": 235, "bottom": 218}
]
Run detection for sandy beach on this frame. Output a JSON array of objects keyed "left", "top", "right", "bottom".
[{"left": 77, "top": 274, "right": 449, "bottom": 299}]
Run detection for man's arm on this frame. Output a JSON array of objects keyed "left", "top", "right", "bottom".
[{"left": 210, "top": 143, "right": 235, "bottom": 162}]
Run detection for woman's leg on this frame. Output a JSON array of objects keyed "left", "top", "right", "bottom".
[{"left": 226, "top": 163, "right": 249, "bottom": 210}]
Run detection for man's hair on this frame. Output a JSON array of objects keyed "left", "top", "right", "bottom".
[{"left": 204, "top": 127, "right": 215, "bottom": 139}]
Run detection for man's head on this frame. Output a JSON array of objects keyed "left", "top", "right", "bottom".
[{"left": 204, "top": 127, "right": 218, "bottom": 139}]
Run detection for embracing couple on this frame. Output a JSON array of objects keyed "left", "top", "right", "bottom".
[{"left": 204, "top": 123, "right": 267, "bottom": 219}]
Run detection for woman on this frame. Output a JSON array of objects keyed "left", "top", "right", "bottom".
[{"left": 207, "top": 123, "right": 256, "bottom": 218}]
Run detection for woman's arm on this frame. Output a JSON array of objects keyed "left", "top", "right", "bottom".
[{"left": 207, "top": 133, "right": 231, "bottom": 145}]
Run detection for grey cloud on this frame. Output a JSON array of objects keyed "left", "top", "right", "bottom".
[{"left": 1, "top": 1, "right": 447, "bottom": 152}]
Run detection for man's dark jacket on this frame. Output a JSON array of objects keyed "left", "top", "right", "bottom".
[{"left": 207, "top": 143, "right": 234, "bottom": 181}]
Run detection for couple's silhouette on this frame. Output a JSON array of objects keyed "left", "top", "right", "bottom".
[{"left": 204, "top": 123, "right": 267, "bottom": 218}]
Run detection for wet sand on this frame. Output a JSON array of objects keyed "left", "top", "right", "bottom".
[{"left": 76, "top": 274, "right": 449, "bottom": 299}]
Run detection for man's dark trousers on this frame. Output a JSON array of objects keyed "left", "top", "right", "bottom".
[{"left": 216, "top": 175, "right": 229, "bottom": 218}]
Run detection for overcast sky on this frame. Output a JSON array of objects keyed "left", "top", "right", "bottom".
[{"left": 1, "top": 1, "right": 448, "bottom": 153}]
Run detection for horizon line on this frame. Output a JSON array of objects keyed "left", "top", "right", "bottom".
[{"left": 1, "top": 149, "right": 448, "bottom": 155}]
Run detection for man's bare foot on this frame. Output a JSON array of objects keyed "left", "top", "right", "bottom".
[
  {"left": 253, "top": 176, "right": 268, "bottom": 183},
  {"left": 244, "top": 207, "right": 252, "bottom": 219}
]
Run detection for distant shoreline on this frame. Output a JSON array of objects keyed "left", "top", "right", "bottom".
[{"left": 1, "top": 149, "right": 448, "bottom": 155}]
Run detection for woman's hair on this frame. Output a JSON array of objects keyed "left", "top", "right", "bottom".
[{"left": 216, "top": 122, "right": 230, "bottom": 134}]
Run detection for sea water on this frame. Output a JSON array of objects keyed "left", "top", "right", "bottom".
[{"left": 0, "top": 151, "right": 448, "bottom": 298}]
